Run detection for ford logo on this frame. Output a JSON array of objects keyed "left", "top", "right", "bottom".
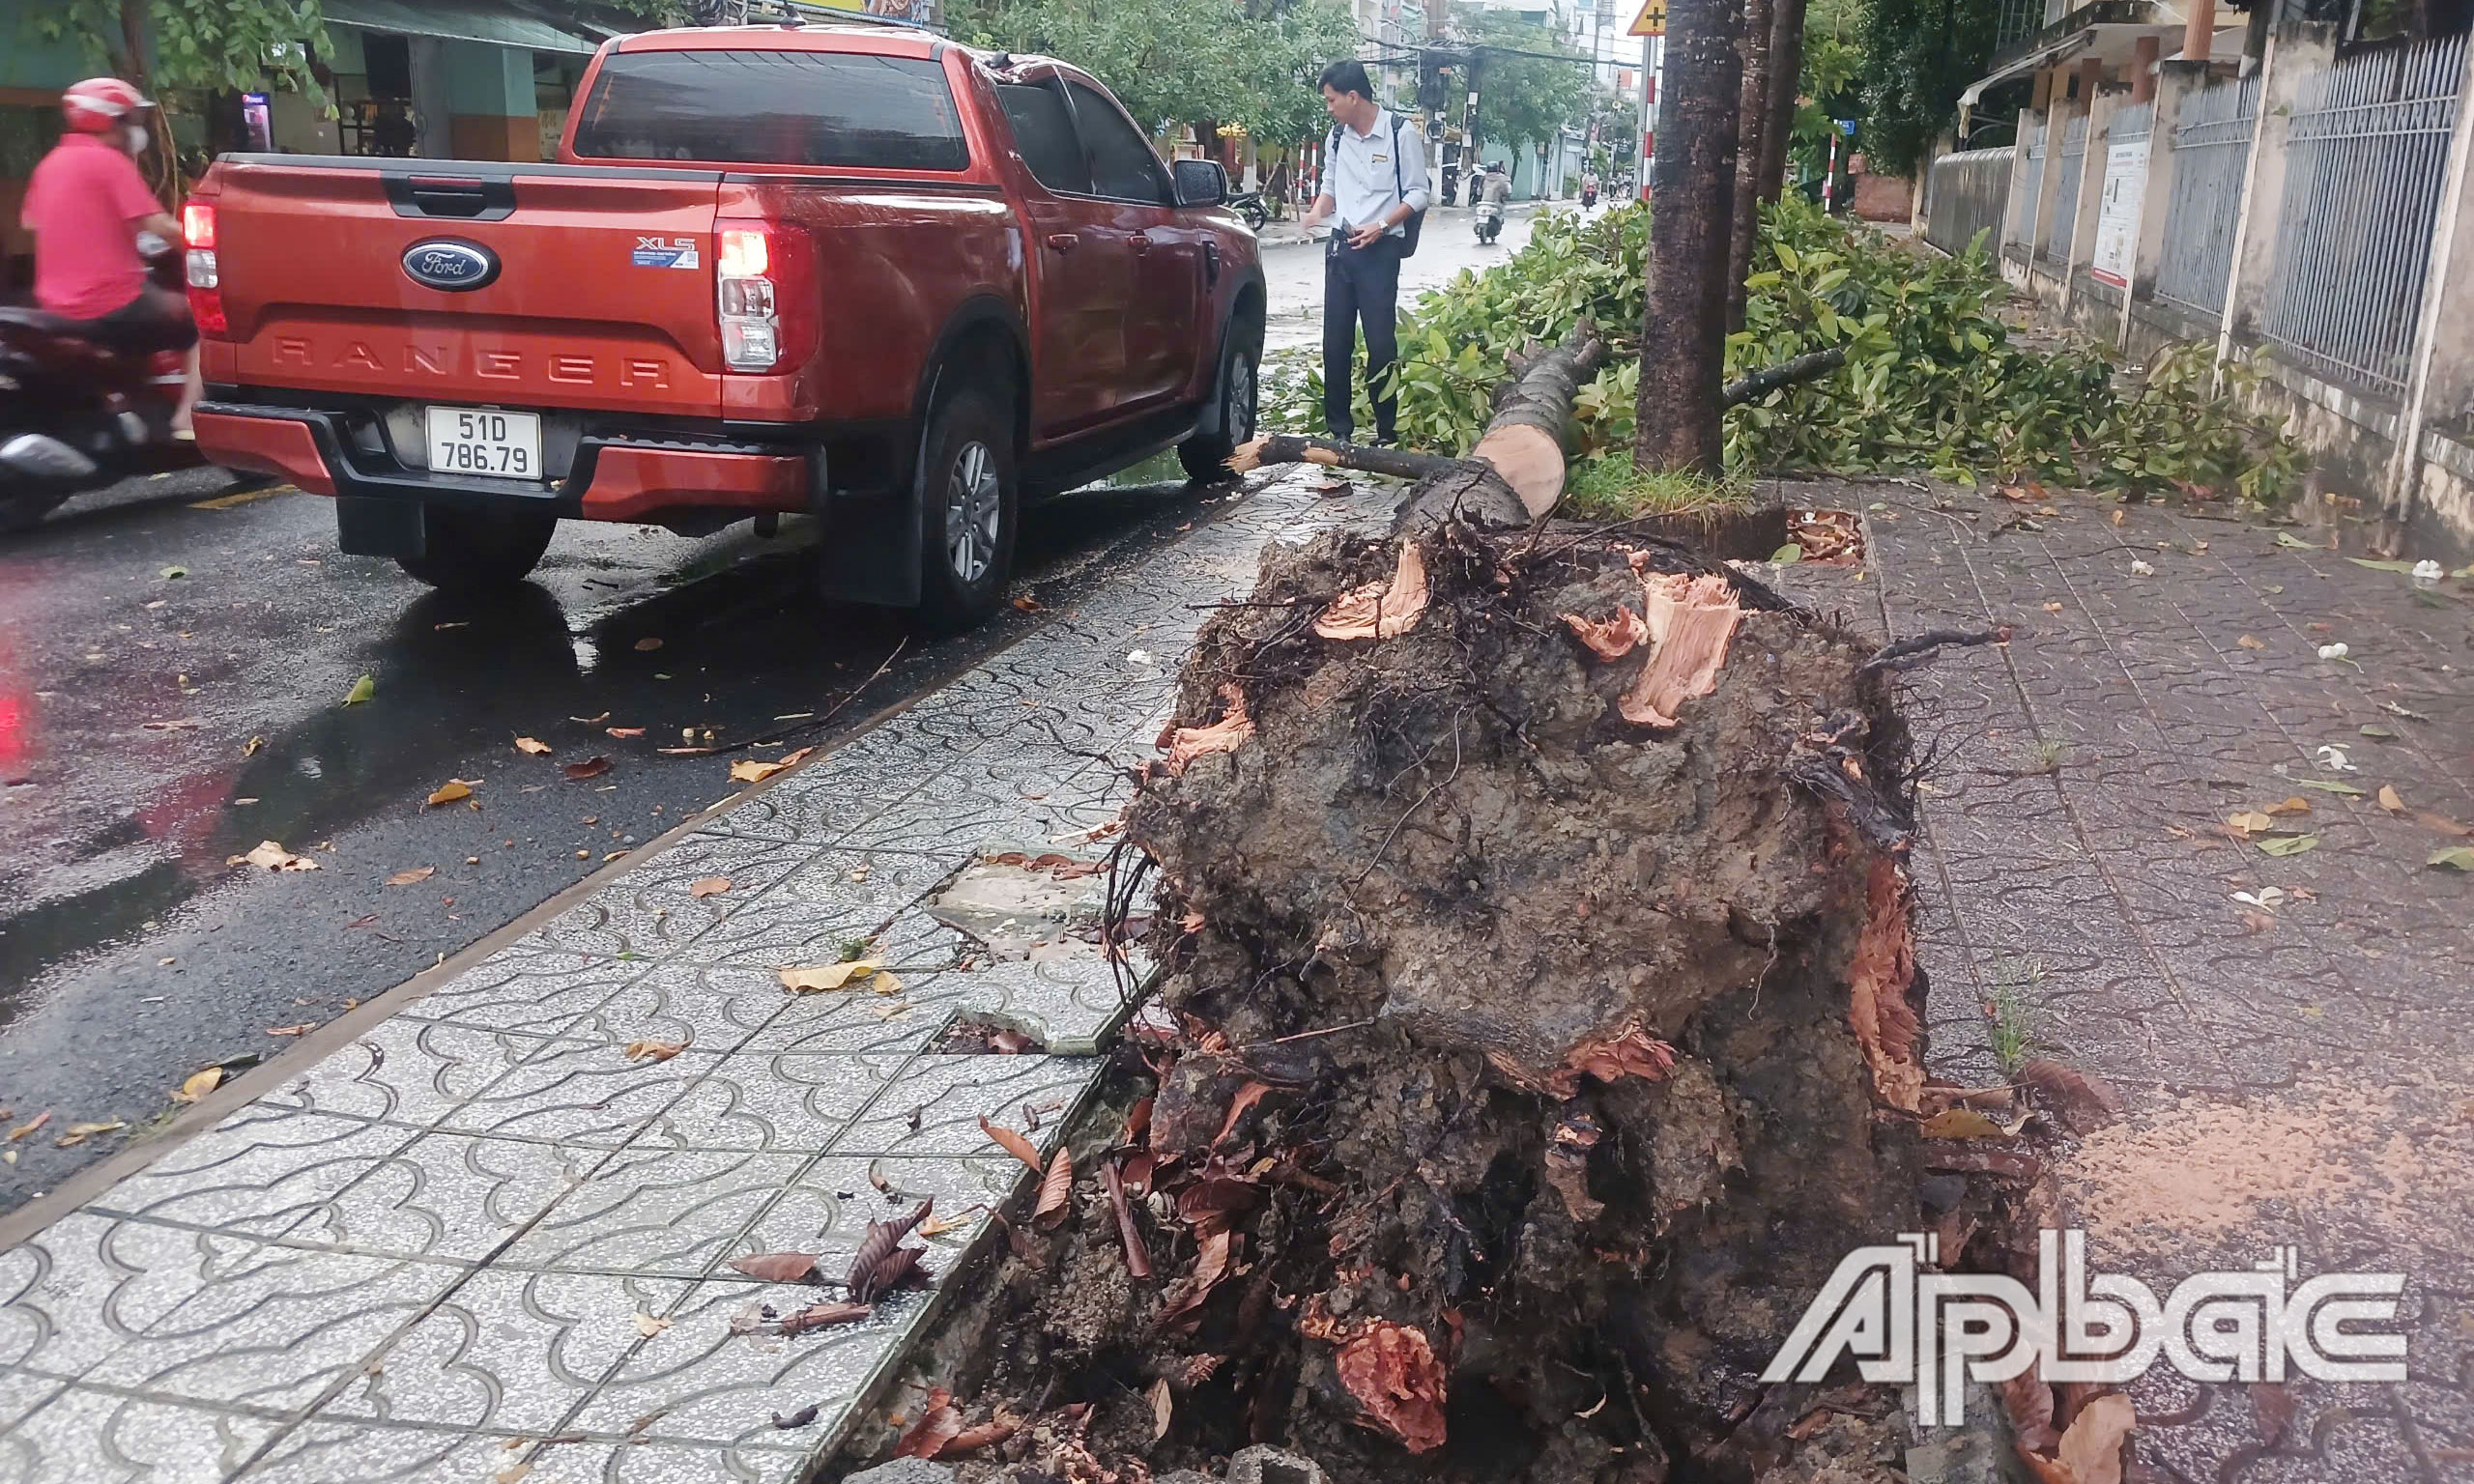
[{"left": 401, "top": 240, "right": 499, "bottom": 292}]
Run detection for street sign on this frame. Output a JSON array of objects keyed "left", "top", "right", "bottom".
[{"left": 1627, "top": 0, "right": 1665, "bottom": 37}]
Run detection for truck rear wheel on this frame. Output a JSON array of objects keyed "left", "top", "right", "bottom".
[
  {"left": 1178, "top": 323, "right": 1261, "bottom": 483},
  {"left": 393, "top": 506, "right": 557, "bottom": 591},
  {"left": 915, "top": 382, "right": 1018, "bottom": 632}
]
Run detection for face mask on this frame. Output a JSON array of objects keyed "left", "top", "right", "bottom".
[{"left": 125, "top": 125, "right": 150, "bottom": 156}]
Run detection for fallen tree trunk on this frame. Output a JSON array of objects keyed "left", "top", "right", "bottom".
[{"left": 1469, "top": 328, "right": 1611, "bottom": 518}]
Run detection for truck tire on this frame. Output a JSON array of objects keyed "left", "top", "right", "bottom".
[
  {"left": 1178, "top": 322, "right": 1262, "bottom": 484},
  {"left": 0, "top": 492, "right": 70, "bottom": 536},
  {"left": 393, "top": 506, "right": 557, "bottom": 591},
  {"left": 915, "top": 382, "right": 1018, "bottom": 632}
]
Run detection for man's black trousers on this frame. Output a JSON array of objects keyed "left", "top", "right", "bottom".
[{"left": 1322, "top": 234, "right": 1403, "bottom": 442}]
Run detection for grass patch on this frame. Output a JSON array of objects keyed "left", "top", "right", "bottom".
[
  {"left": 1560, "top": 456, "right": 1755, "bottom": 522},
  {"left": 1985, "top": 956, "right": 2043, "bottom": 1076}
]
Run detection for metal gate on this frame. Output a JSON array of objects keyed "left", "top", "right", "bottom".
[
  {"left": 2152, "top": 74, "right": 2261, "bottom": 320},
  {"left": 1925, "top": 149, "right": 2015, "bottom": 255},
  {"left": 2007, "top": 120, "right": 2047, "bottom": 254},
  {"left": 2258, "top": 36, "right": 2467, "bottom": 396}
]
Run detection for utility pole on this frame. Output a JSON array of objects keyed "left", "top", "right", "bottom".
[{"left": 1632, "top": 0, "right": 1740, "bottom": 474}]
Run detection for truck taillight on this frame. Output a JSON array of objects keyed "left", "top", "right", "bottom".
[
  {"left": 715, "top": 221, "right": 812, "bottom": 375},
  {"left": 183, "top": 200, "right": 227, "bottom": 337}
]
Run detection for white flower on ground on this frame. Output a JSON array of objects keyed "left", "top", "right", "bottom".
[
  {"left": 2412, "top": 559, "right": 2443, "bottom": 585},
  {"left": 2317, "top": 642, "right": 2348, "bottom": 660},
  {"left": 2130, "top": 559, "right": 2155, "bottom": 576},
  {"left": 2316, "top": 744, "right": 2355, "bottom": 772}
]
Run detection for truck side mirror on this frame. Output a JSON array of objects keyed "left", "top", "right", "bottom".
[{"left": 1171, "top": 159, "right": 1228, "bottom": 209}]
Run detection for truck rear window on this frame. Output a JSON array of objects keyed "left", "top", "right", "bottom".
[{"left": 572, "top": 50, "right": 968, "bottom": 171}]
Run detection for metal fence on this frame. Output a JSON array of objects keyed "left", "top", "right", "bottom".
[
  {"left": 2040, "top": 114, "right": 2090, "bottom": 266},
  {"left": 1925, "top": 149, "right": 2015, "bottom": 256},
  {"left": 2152, "top": 74, "right": 2261, "bottom": 320},
  {"left": 2258, "top": 36, "right": 2467, "bottom": 396},
  {"left": 2007, "top": 119, "right": 2047, "bottom": 253}
]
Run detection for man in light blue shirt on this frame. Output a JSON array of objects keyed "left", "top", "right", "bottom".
[{"left": 1301, "top": 60, "right": 1429, "bottom": 446}]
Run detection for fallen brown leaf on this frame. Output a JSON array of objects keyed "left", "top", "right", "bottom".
[
  {"left": 54, "top": 1120, "right": 128, "bottom": 1148},
  {"left": 687, "top": 876, "right": 732, "bottom": 898},
  {"left": 728, "top": 1251, "right": 820, "bottom": 1283},
  {"left": 2377, "top": 785, "right": 2404, "bottom": 813},
  {"left": 425, "top": 780, "right": 475, "bottom": 808},
  {"left": 385, "top": 866, "right": 435, "bottom": 887},
  {"left": 633, "top": 636, "right": 664, "bottom": 652},
  {"left": 2055, "top": 1392, "right": 2135, "bottom": 1484},
  {"left": 171, "top": 1067, "right": 223, "bottom": 1104},
  {"left": 7, "top": 1111, "right": 50, "bottom": 1141},
  {"left": 265, "top": 1022, "right": 317, "bottom": 1037},
  {"left": 631, "top": 1312, "right": 671, "bottom": 1337},
  {"left": 893, "top": 1388, "right": 963, "bottom": 1459},
  {"left": 229, "top": 840, "right": 320, "bottom": 871},
  {"left": 514, "top": 736, "right": 552, "bottom": 756},
  {"left": 771, "top": 1403, "right": 820, "bottom": 1430},
  {"left": 2021, "top": 1058, "right": 2125, "bottom": 1135},
  {"left": 623, "top": 1039, "right": 686, "bottom": 1064},
  {"left": 2001, "top": 1373, "right": 2058, "bottom": 1452},
  {"left": 563, "top": 756, "right": 612, "bottom": 781},
  {"left": 1012, "top": 594, "right": 1043, "bottom": 612},
  {"left": 728, "top": 747, "right": 814, "bottom": 785},
  {"left": 978, "top": 1115, "right": 1046, "bottom": 1173},
  {"left": 943, "top": 1414, "right": 1021, "bottom": 1455},
  {"left": 1920, "top": 1107, "right": 2008, "bottom": 1139},
  {"left": 1035, "top": 1148, "right": 1074, "bottom": 1227},
  {"left": 2238, "top": 634, "right": 2265, "bottom": 650},
  {"left": 606, "top": 726, "right": 646, "bottom": 738},
  {"left": 2265, "top": 796, "right": 2313, "bottom": 815}
]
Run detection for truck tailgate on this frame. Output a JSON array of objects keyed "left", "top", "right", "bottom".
[{"left": 207, "top": 158, "right": 725, "bottom": 419}]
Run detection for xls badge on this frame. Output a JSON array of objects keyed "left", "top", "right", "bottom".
[
  {"left": 632, "top": 236, "right": 702, "bottom": 270},
  {"left": 1763, "top": 1229, "right": 2406, "bottom": 1424}
]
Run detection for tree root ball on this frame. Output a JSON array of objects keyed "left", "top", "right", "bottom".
[{"left": 953, "top": 522, "right": 1933, "bottom": 1484}]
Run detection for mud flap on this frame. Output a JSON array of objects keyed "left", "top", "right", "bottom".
[
  {"left": 811, "top": 447, "right": 924, "bottom": 609},
  {"left": 337, "top": 497, "right": 425, "bottom": 558}
]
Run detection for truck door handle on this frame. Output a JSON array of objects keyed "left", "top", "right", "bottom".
[
  {"left": 1045, "top": 233, "right": 1079, "bottom": 252},
  {"left": 1130, "top": 233, "right": 1152, "bottom": 255}
]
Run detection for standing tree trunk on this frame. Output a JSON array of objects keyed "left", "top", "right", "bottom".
[
  {"left": 1724, "top": 0, "right": 1776, "bottom": 331},
  {"left": 1633, "top": 0, "right": 1741, "bottom": 475},
  {"left": 1758, "top": 0, "right": 1809, "bottom": 205}
]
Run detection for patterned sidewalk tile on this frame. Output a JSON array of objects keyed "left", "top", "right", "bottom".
[{"left": 0, "top": 471, "right": 1397, "bottom": 1483}]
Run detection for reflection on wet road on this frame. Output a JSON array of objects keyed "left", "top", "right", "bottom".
[{"left": 0, "top": 208, "right": 1543, "bottom": 1206}]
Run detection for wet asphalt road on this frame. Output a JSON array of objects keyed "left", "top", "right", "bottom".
[{"left": 0, "top": 207, "right": 1540, "bottom": 1209}]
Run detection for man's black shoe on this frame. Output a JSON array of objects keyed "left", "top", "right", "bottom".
[{"left": 1366, "top": 433, "right": 1398, "bottom": 448}]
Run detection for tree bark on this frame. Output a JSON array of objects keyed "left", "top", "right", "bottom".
[
  {"left": 1633, "top": 0, "right": 1741, "bottom": 476},
  {"left": 1724, "top": 0, "right": 1776, "bottom": 332},
  {"left": 1721, "top": 345, "right": 1845, "bottom": 405},
  {"left": 1228, "top": 436, "right": 1469, "bottom": 485},
  {"left": 1758, "top": 0, "right": 1809, "bottom": 206}
]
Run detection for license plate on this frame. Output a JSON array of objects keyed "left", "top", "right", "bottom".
[{"left": 424, "top": 407, "right": 542, "bottom": 481}]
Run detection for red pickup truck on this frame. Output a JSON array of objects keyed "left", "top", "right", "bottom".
[{"left": 188, "top": 22, "right": 1265, "bottom": 626}]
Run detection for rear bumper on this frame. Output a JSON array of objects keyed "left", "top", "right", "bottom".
[{"left": 192, "top": 401, "right": 812, "bottom": 522}]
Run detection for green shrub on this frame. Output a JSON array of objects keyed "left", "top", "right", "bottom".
[{"left": 1268, "top": 200, "right": 2300, "bottom": 503}]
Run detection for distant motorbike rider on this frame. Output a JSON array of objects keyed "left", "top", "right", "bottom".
[
  {"left": 1480, "top": 163, "right": 1512, "bottom": 208},
  {"left": 18, "top": 78, "right": 201, "bottom": 439}
]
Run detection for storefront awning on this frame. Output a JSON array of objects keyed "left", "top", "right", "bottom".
[{"left": 324, "top": 0, "right": 607, "bottom": 55}]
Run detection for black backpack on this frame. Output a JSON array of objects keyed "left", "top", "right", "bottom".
[{"left": 1329, "top": 114, "right": 1425, "bottom": 257}]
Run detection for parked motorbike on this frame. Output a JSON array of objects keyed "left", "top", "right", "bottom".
[
  {"left": 0, "top": 249, "right": 202, "bottom": 534},
  {"left": 1476, "top": 200, "right": 1505, "bottom": 244},
  {"left": 1226, "top": 189, "right": 1270, "bottom": 231}
]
